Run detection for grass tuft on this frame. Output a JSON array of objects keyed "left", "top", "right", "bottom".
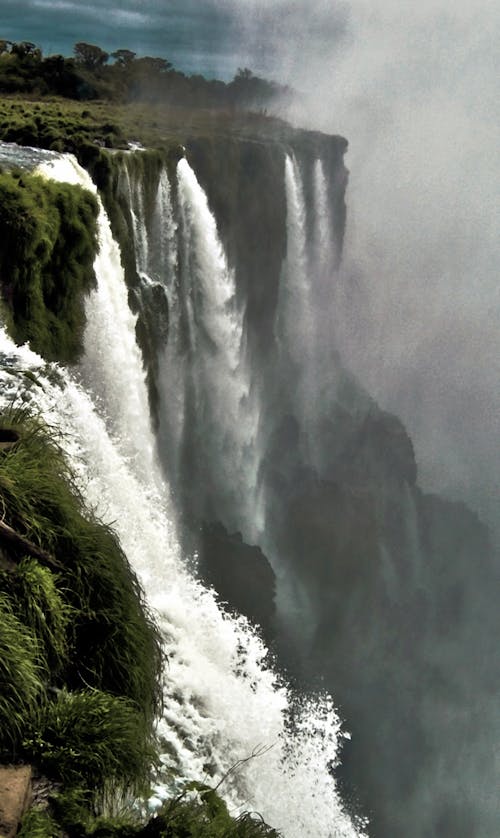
[
  {"left": 18, "top": 808, "right": 61, "bottom": 837},
  {"left": 2, "top": 556, "right": 72, "bottom": 674},
  {"left": 27, "top": 689, "right": 157, "bottom": 797},
  {"left": 0, "top": 592, "right": 46, "bottom": 756},
  {"left": 0, "top": 406, "right": 163, "bottom": 722}
]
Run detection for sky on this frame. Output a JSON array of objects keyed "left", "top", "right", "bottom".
[{"left": 0, "top": 0, "right": 325, "bottom": 79}]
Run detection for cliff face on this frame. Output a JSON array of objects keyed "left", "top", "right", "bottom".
[{"left": 184, "top": 127, "right": 347, "bottom": 350}]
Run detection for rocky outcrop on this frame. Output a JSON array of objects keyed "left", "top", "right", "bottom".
[
  {"left": 0, "top": 766, "right": 32, "bottom": 838},
  {"left": 198, "top": 522, "right": 276, "bottom": 641}
]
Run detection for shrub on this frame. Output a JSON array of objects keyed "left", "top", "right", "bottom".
[
  {"left": 18, "top": 809, "right": 61, "bottom": 837},
  {"left": 143, "top": 784, "right": 281, "bottom": 837}
]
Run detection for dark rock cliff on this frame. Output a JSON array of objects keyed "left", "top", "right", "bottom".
[{"left": 198, "top": 522, "right": 276, "bottom": 642}]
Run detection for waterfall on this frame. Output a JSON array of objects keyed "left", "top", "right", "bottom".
[
  {"left": 150, "top": 167, "right": 178, "bottom": 288},
  {"left": 0, "top": 148, "right": 364, "bottom": 837},
  {"left": 277, "top": 155, "right": 311, "bottom": 364},
  {"left": 312, "top": 158, "right": 334, "bottom": 283},
  {"left": 276, "top": 154, "right": 335, "bottom": 469},
  {"left": 37, "top": 155, "right": 161, "bottom": 490},
  {"left": 158, "top": 157, "right": 261, "bottom": 537},
  {"left": 122, "top": 162, "right": 149, "bottom": 276}
]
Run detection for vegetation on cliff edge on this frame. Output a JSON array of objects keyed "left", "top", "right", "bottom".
[
  {"left": 0, "top": 169, "right": 98, "bottom": 361},
  {"left": 0, "top": 409, "right": 280, "bottom": 835}
]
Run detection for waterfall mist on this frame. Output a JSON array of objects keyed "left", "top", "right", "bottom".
[{"left": 237, "top": 0, "right": 499, "bottom": 532}]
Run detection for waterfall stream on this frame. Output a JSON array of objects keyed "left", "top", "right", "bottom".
[
  {"left": 0, "top": 147, "right": 364, "bottom": 838},
  {"left": 158, "top": 158, "right": 261, "bottom": 537}
]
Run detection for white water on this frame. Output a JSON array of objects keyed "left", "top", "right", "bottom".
[
  {"left": 312, "top": 158, "right": 334, "bottom": 282},
  {"left": 0, "top": 150, "right": 364, "bottom": 837},
  {"left": 277, "top": 154, "right": 336, "bottom": 469},
  {"left": 150, "top": 167, "right": 178, "bottom": 287},
  {"left": 277, "top": 155, "right": 311, "bottom": 365},
  {"left": 158, "top": 158, "right": 261, "bottom": 537},
  {"left": 309, "top": 158, "right": 340, "bottom": 435},
  {"left": 122, "top": 163, "right": 149, "bottom": 275},
  {"left": 37, "top": 156, "right": 160, "bottom": 490}
]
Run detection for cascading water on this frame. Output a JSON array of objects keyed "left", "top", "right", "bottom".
[
  {"left": 312, "top": 158, "right": 334, "bottom": 281},
  {"left": 121, "top": 162, "right": 150, "bottom": 276},
  {"left": 275, "top": 154, "right": 339, "bottom": 472},
  {"left": 277, "top": 155, "right": 311, "bottom": 365},
  {"left": 150, "top": 167, "right": 178, "bottom": 287},
  {"left": 157, "top": 157, "right": 261, "bottom": 537},
  {"left": 0, "top": 147, "right": 365, "bottom": 837},
  {"left": 37, "top": 155, "right": 161, "bottom": 490}
]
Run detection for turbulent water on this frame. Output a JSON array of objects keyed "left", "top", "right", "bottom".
[{"left": 0, "top": 146, "right": 364, "bottom": 838}]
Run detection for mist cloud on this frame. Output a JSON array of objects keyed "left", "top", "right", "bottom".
[{"left": 245, "top": 0, "right": 499, "bottom": 530}]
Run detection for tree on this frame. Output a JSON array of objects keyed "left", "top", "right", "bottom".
[
  {"left": 111, "top": 49, "right": 136, "bottom": 67},
  {"left": 11, "top": 41, "right": 41, "bottom": 60},
  {"left": 133, "top": 56, "right": 172, "bottom": 74},
  {"left": 73, "top": 42, "right": 109, "bottom": 70}
]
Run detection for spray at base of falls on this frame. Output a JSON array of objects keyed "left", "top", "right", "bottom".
[{"left": 0, "top": 150, "right": 365, "bottom": 837}]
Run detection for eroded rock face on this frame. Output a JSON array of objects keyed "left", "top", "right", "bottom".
[
  {"left": 0, "top": 765, "right": 32, "bottom": 838},
  {"left": 198, "top": 522, "right": 276, "bottom": 641}
]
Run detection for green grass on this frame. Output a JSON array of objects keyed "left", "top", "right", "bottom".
[
  {"left": 27, "top": 689, "right": 157, "bottom": 795},
  {"left": 149, "top": 784, "right": 282, "bottom": 837},
  {"left": 2, "top": 556, "right": 71, "bottom": 674},
  {"left": 0, "top": 167, "right": 98, "bottom": 362},
  {"left": 0, "top": 95, "right": 290, "bottom": 159},
  {"left": 17, "top": 809, "right": 61, "bottom": 837},
  {"left": 0, "top": 407, "right": 162, "bottom": 770},
  {"left": 0, "top": 592, "right": 45, "bottom": 756}
]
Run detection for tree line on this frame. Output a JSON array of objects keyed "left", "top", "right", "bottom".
[{"left": 0, "top": 39, "right": 292, "bottom": 111}]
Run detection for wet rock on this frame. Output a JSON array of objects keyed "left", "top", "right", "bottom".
[{"left": 199, "top": 522, "right": 276, "bottom": 641}]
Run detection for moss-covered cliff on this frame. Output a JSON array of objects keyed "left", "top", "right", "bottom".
[{"left": 0, "top": 168, "right": 98, "bottom": 362}]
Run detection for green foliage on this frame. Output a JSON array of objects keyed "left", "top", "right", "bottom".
[
  {"left": 18, "top": 808, "right": 62, "bottom": 837},
  {"left": 49, "top": 787, "right": 141, "bottom": 836},
  {"left": 2, "top": 556, "right": 72, "bottom": 673},
  {"left": 143, "top": 784, "right": 281, "bottom": 837},
  {"left": 38, "top": 784, "right": 281, "bottom": 837},
  {"left": 0, "top": 592, "right": 46, "bottom": 756},
  {"left": 0, "top": 405, "right": 163, "bottom": 806},
  {"left": 0, "top": 169, "right": 98, "bottom": 361},
  {"left": 0, "top": 407, "right": 163, "bottom": 721},
  {"left": 0, "top": 38, "right": 291, "bottom": 111},
  {"left": 74, "top": 42, "right": 109, "bottom": 70},
  {"left": 27, "top": 689, "right": 157, "bottom": 795}
]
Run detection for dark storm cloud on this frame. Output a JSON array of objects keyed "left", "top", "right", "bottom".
[
  {"left": 0, "top": 0, "right": 349, "bottom": 79},
  {"left": 0, "top": 0, "right": 242, "bottom": 77}
]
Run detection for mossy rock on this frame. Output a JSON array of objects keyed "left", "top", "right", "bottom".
[{"left": 0, "top": 169, "right": 98, "bottom": 362}]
